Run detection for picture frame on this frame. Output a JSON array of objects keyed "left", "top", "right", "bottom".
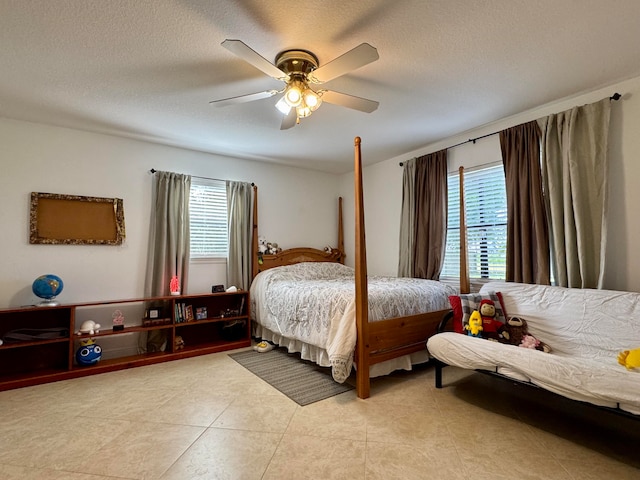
[
  {"left": 185, "top": 305, "right": 194, "bottom": 322},
  {"left": 146, "top": 308, "right": 160, "bottom": 319},
  {"left": 195, "top": 307, "right": 207, "bottom": 320},
  {"left": 29, "top": 192, "right": 125, "bottom": 245}
]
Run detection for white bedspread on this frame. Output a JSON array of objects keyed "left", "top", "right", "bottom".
[{"left": 250, "top": 262, "right": 454, "bottom": 382}]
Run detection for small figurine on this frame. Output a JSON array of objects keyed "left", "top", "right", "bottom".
[
  {"left": 76, "top": 320, "right": 101, "bottom": 335},
  {"left": 170, "top": 275, "right": 180, "bottom": 295},
  {"left": 75, "top": 338, "right": 102, "bottom": 366},
  {"left": 112, "top": 309, "right": 125, "bottom": 331}
]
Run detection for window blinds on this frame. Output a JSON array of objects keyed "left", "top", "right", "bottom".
[
  {"left": 441, "top": 164, "right": 507, "bottom": 279},
  {"left": 189, "top": 179, "right": 228, "bottom": 258}
]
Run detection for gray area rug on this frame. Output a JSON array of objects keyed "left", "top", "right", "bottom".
[{"left": 228, "top": 348, "right": 354, "bottom": 406}]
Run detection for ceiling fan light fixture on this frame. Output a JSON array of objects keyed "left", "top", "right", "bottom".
[
  {"left": 275, "top": 96, "right": 292, "bottom": 114},
  {"left": 284, "top": 80, "right": 304, "bottom": 107},
  {"left": 296, "top": 104, "right": 312, "bottom": 118},
  {"left": 303, "top": 88, "right": 322, "bottom": 111}
]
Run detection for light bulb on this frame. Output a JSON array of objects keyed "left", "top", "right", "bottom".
[
  {"left": 275, "top": 96, "right": 291, "bottom": 114},
  {"left": 303, "top": 89, "right": 321, "bottom": 110},
  {"left": 284, "top": 82, "right": 303, "bottom": 107}
]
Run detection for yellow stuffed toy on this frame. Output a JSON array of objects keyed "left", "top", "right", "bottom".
[
  {"left": 618, "top": 348, "right": 640, "bottom": 370},
  {"left": 464, "top": 310, "right": 484, "bottom": 338}
]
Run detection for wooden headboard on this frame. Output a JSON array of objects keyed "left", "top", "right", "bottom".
[{"left": 251, "top": 187, "right": 345, "bottom": 279}]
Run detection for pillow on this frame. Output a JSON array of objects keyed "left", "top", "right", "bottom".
[{"left": 449, "top": 292, "right": 507, "bottom": 334}]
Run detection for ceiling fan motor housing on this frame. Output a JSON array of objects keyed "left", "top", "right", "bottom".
[{"left": 275, "top": 49, "right": 319, "bottom": 77}]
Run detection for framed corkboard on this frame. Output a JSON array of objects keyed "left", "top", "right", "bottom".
[{"left": 29, "top": 192, "right": 126, "bottom": 245}]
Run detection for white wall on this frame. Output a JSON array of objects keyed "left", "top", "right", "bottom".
[
  {"left": 0, "top": 118, "right": 341, "bottom": 307},
  {"left": 342, "top": 74, "right": 640, "bottom": 293}
]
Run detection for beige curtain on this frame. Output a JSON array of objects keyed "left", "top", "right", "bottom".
[
  {"left": 145, "top": 171, "right": 191, "bottom": 297},
  {"left": 142, "top": 171, "right": 191, "bottom": 353},
  {"left": 500, "top": 121, "right": 550, "bottom": 285},
  {"left": 226, "top": 181, "right": 253, "bottom": 290},
  {"left": 537, "top": 98, "right": 611, "bottom": 288},
  {"left": 398, "top": 150, "right": 448, "bottom": 280},
  {"left": 398, "top": 159, "right": 417, "bottom": 277}
]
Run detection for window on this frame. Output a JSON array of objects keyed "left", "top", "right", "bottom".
[
  {"left": 189, "top": 178, "right": 228, "bottom": 259},
  {"left": 441, "top": 163, "right": 507, "bottom": 281}
]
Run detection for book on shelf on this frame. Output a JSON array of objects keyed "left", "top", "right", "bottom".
[
  {"left": 238, "top": 296, "right": 245, "bottom": 316},
  {"left": 175, "top": 302, "right": 189, "bottom": 323}
]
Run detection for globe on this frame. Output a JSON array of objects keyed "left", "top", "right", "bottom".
[{"left": 32, "top": 274, "right": 64, "bottom": 306}]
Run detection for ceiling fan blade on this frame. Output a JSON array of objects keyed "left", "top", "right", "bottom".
[
  {"left": 221, "top": 39, "right": 287, "bottom": 80},
  {"left": 209, "top": 90, "right": 278, "bottom": 107},
  {"left": 280, "top": 108, "right": 297, "bottom": 130},
  {"left": 321, "top": 90, "right": 379, "bottom": 113},
  {"left": 310, "top": 43, "right": 379, "bottom": 83}
]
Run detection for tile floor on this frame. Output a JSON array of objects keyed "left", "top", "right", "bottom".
[{"left": 0, "top": 348, "right": 639, "bottom": 479}]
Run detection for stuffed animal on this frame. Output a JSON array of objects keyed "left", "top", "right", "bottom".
[
  {"left": 258, "top": 236, "right": 268, "bottom": 255},
  {"left": 174, "top": 335, "right": 185, "bottom": 350},
  {"left": 618, "top": 348, "right": 640, "bottom": 370},
  {"left": 75, "top": 338, "right": 102, "bottom": 366},
  {"left": 266, "top": 241, "right": 281, "bottom": 255},
  {"left": 465, "top": 310, "right": 484, "bottom": 337},
  {"left": 478, "top": 299, "right": 505, "bottom": 341},
  {"left": 502, "top": 316, "right": 551, "bottom": 353}
]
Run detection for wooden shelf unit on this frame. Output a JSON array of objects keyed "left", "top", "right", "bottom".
[{"left": 0, "top": 291, "right": 250, "bottom": 391}]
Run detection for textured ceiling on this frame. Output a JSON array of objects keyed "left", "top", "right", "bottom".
[{"left": 2, "top": 0, "right": 640, "bottom": 174}]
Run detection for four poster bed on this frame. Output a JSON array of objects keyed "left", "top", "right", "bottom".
[{"left": 249, "top": 138, "right": 454, "bottom": 399}]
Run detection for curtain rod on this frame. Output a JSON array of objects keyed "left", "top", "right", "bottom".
[
  {"left": 149, "top": 169, "right": 254, "bottom": 186},
  {"left": 399, "top": 92, "right": 622, "bottom": 166}
]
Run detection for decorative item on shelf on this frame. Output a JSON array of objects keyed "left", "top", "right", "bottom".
[
  {"left": 257, "top": 235, "right": 282, "bottom": 264},
  {"left": 76, "top": 320, "right": 101, "bottom": 335},
  {"left": 195, "top": 306, "right": 207, "bottom": 320},
  {"left": 226, "top": 285, "right": 238, "bottom": 292},
  {"left": 112, "top": 309, "right": 125, "bottom": 331},
  {"left": 220, "top": 308, "right": 240, "bottom": 318},
  {"left": 75, "top": 338, "right": 102, "bottom": 366},
  {"left": 174, "top": 335, "right": 185, "bottom": 350},
  {"left": 211, "top": 284, "right": 225, "bottom": 293},
  {"left": 32, "top": 274, "right": 64, "bottom": 307},
  {"left": 169, "top": 275, "right": 180, "bottom": 296},
  {"left": 185, "top": 305, "right": 194, "bottom": 322}
]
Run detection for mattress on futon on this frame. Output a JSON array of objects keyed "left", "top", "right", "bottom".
[{"left": 427, "top": 281, "right": 640, "bottom": 415}]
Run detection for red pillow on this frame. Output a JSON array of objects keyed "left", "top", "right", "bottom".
[{"left": 449, "top": 292, "right": 507, "bottom": 334}]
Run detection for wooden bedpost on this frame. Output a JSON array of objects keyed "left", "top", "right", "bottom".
[
  {"left": 459, "top": 167, "right": 470, "bottom": 294},
  {"left": 354, "top": 137, "right": 370, "bottom": 399},
  {"left": 251, "top": 184, "right": 259, "bottom": 280},
  {"left": 338, "top": 196, "right": 345, "bottom": 263}
]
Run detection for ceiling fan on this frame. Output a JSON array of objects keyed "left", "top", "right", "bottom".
[{"left": 210, "top": 39, "right": 380, "bottom": 130}]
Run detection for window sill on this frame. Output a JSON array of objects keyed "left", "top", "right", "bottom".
[{"left": 190, "top": 257, "right": 227, "bottom": 265}]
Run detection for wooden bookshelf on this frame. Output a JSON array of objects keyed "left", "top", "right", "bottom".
[{"left": 0, "top": 291, "right": 250, "bottom": 391}]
